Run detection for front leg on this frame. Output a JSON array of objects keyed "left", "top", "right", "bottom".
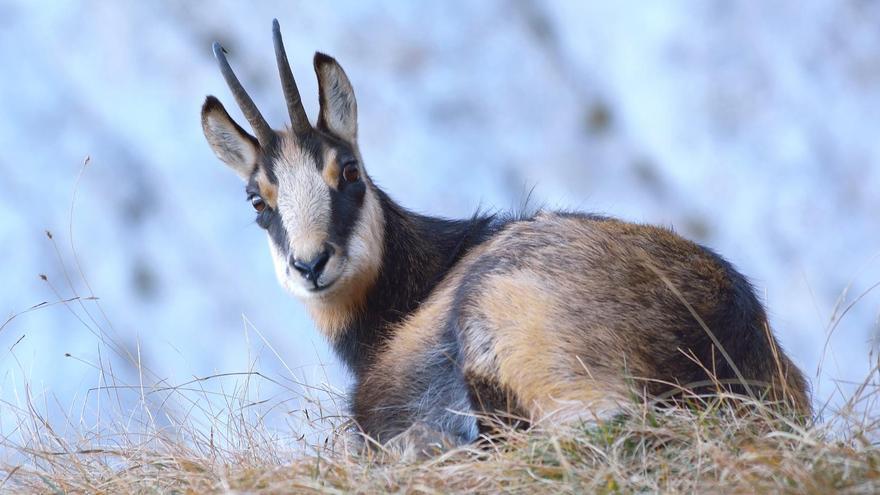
[
  {"left": 351, "top": 335, "right": 479, "bottom": 454},
  {"left": 384, "top": 421, "right": 460, "bottom": 461}
]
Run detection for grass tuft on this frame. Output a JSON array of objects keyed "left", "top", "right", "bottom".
[{"left": 2, "top": 377, "right": 879, "bottom": 493}]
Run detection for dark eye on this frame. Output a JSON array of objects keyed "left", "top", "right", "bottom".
[
  {"left": 342, "top": 163, "right": 360, "bottom": 183},
  {"left": 249, "top": 194, "right": 266, "bottom": 213}
]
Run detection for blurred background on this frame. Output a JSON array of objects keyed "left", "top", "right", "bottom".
[{"left": 1, "top": 0, "right": 879, "bottom": 436}]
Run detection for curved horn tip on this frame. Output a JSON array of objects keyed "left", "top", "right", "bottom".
[
  {"left": 212, "top": 41, "right": 226, "bottom": 58},
  {"left": 272, "top": 18, "right": 280, "bottom": 32},
  {"left": 313, "top": 51, "right": 338, "bottom": 69}
]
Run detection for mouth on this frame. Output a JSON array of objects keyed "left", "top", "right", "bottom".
[
  {"left": 305, "top": 258, "right": 347, "bottom": 295},
  {"left": 286, "top": 257, "right": 347, "bottom": 298},
  {"left": 308, "top": 280, "right": 335, "bottom": 293},
  {"left": 304, "top": 275, "right": 340, "bottom": 294}
]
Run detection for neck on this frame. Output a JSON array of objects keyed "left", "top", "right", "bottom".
[{"left": 330, "top": 189, "right": 498, "bottom": 375}]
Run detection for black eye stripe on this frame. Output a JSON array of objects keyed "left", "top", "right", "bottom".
[
  {"left": 264, "top": 212, "right": 289, "bottom": 250},
  {"left": 327, "top": 181, "right": 365, "bottom": 247}
]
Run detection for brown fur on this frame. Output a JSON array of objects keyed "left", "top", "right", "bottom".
[
  {"left": 255, "top": 167, "right": 278, "bottom": 209},
  {"left": 321, "top": 148, "right": 341, "bottom": 190},
  {"left": 358, "top": 213, "right": 810, "bottom": 434},
  {"left": 307, "top": 264, "right": 382, "bottom": 343}
]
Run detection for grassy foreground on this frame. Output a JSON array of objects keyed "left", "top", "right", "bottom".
[{"left": 2, "top": 388, "right": 879, "bottom": 494}]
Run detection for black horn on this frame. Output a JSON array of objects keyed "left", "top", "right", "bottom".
[
  {"left": 272, "top": 19, "right": 311, "bottom": 135},
  {"left": 212, "top": 41, "right": 276, "bottom": 148}
]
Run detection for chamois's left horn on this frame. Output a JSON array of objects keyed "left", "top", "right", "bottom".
[
  {"left": 272, "top": 19, "right": 311, "bottom": 136},
  {"left": 212, "top": 41, "right": 276, "bottom": 148}
]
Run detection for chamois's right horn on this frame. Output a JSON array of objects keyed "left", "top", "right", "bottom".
[{"left": 273, "top": 19, "right": 311, "bottom": 136}]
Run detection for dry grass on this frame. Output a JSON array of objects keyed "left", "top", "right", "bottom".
[{"left": 2, "top": 351, "right": 880, "bottom": 494}]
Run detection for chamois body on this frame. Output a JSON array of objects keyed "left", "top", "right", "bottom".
[
  {"left": 346, "top": 205, "right": 809, "bottom": 444},
  {"left": 201, "top": 21, "right": 810, "bottom": 451}
]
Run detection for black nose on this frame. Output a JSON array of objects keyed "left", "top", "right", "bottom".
[{"left": 292, "top": 247, "right": 332, "bottom": 286}]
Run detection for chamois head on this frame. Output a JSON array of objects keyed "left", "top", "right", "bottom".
[{"left": 201, "top": 20, "right": 384, "bottom": 321}]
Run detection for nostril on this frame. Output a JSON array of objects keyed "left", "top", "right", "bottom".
[
  {"left": 292, "top": 247, "right": 333, "bottom": 284},
  {"left": 292, "top": 259, "right": 312, "bottom": 280},
  {"left": 312, "top": 249, "right": 331, "bottom": 276}
]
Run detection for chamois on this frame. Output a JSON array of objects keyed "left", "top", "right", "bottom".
[{"left": 201, "top": 20, "right": 810, "bottom": 452}]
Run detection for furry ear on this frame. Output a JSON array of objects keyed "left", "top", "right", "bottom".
[
  {"left": 201, "top": 96, "right": 260, "bottom": 180},
  {"left": 314, "top": 53, "right": 358, "bottom": 143}
]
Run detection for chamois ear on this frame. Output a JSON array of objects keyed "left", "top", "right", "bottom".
[
  {"left": 314, "top": 53, "right": 357, "bottom": 143},
  {"left": 201, "top": 96, "right": 260, "bottom": 180}
]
